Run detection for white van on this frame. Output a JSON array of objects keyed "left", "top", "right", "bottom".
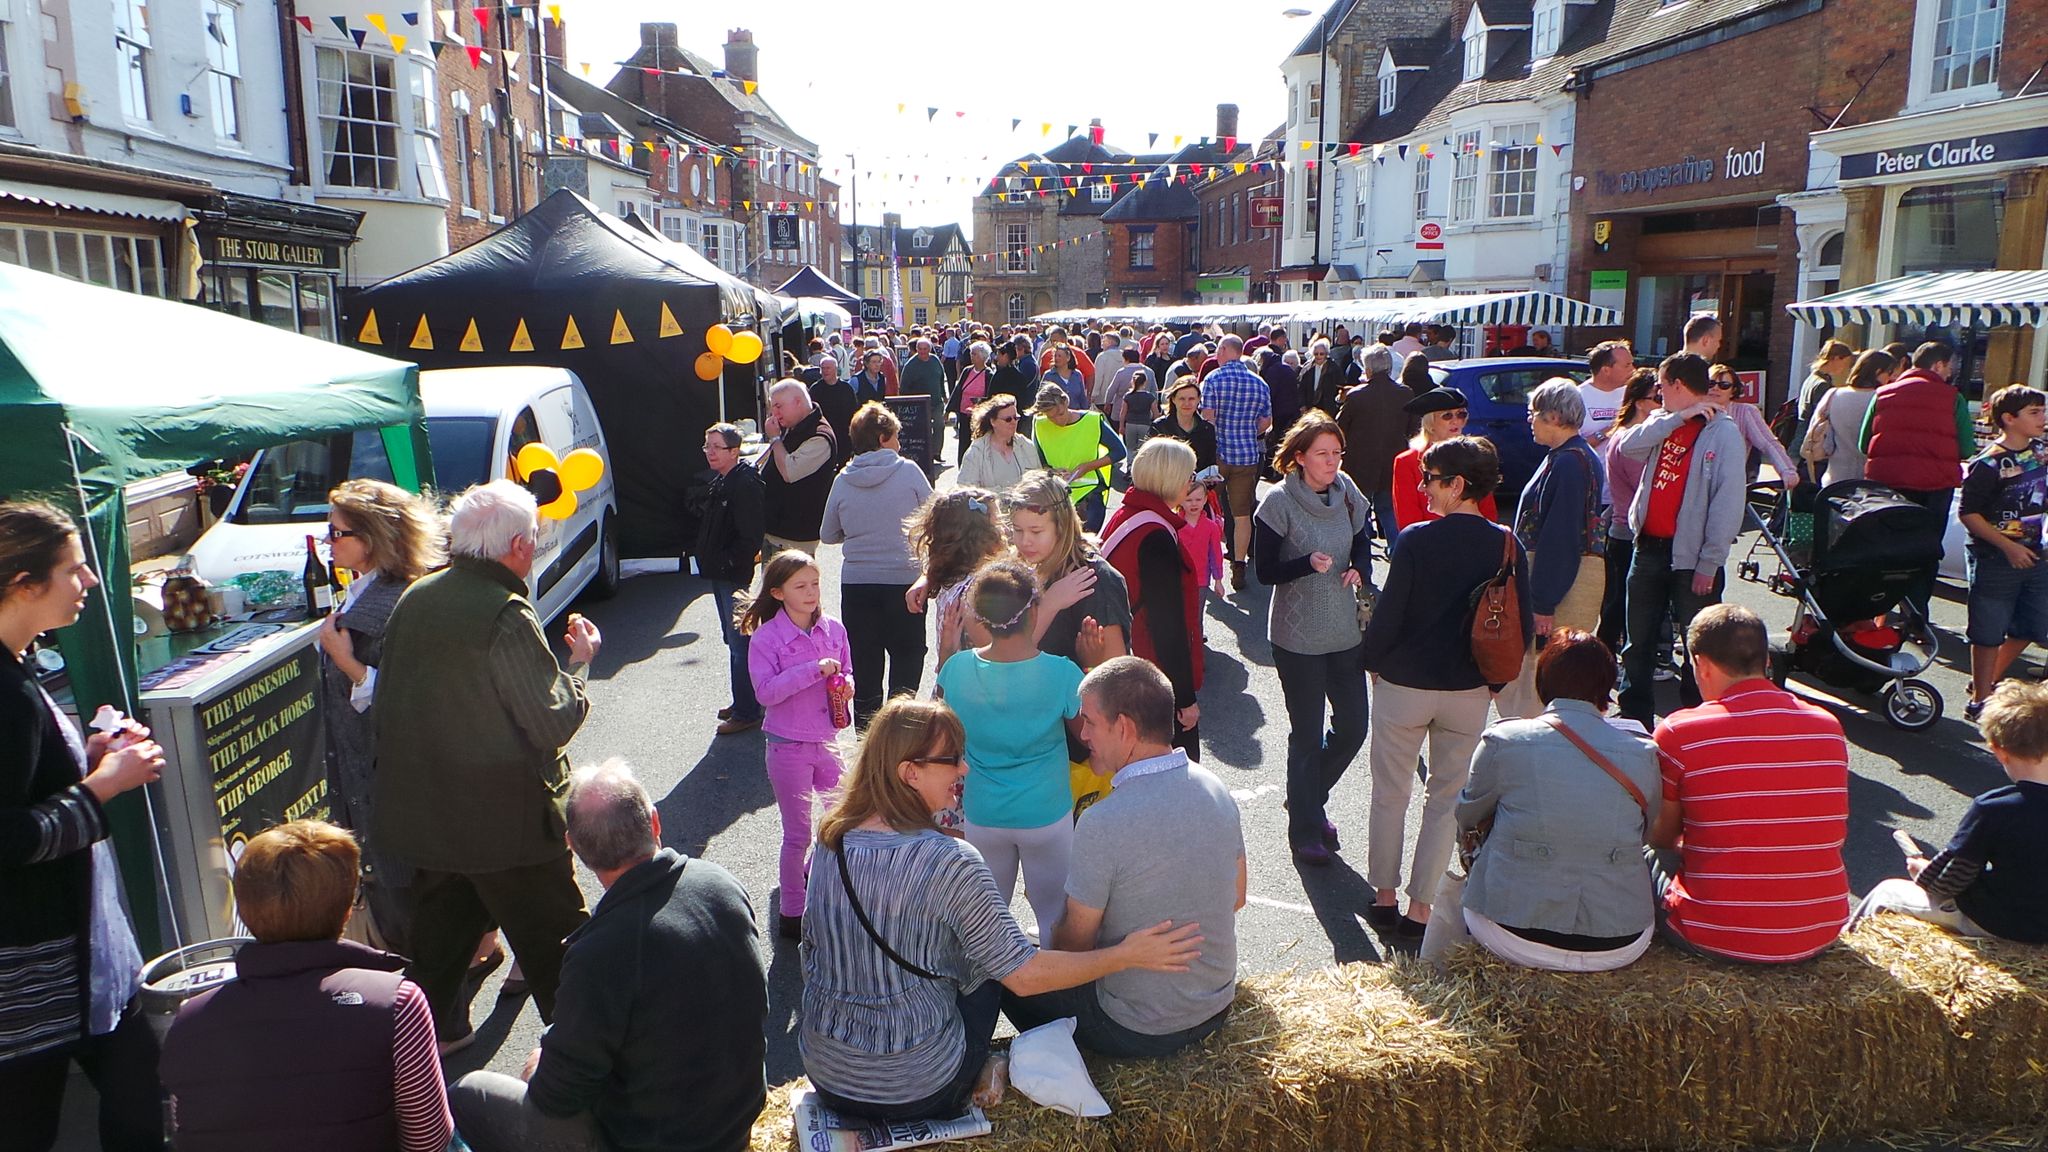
[{"left": 187, "top": 366, "right": 620, "bottom": 623}]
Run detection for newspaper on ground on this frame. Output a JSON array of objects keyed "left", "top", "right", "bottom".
[{"left": 790, "top": 1085, "right": 992, "bottom": 1152}]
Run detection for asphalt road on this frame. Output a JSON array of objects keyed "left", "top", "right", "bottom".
[{"left": 57, "top": 454, "right": 2014, "bottom": 1151}]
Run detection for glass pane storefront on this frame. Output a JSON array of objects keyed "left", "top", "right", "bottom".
[
  {"left": 0, "top": 223, "right": 167, "bottom": 294},
  {"left": 1896, "top": 180, "right": 2005, "bottom": 275},
  {"left": 1633, "top": 269, "right": 1775, "bottom": 373},
  {"left": 207, "top": 266, "right": 343, "bottom": 341}
]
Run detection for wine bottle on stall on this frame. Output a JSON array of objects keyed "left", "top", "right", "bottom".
[{"left": 303, "top": 535, "right": 335, "bottom": 619}]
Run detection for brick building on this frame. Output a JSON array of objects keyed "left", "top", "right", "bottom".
[
  {"left": 847, "top": 212, "right": 972, "bottom": 326},
  {"left": 973, "top": 123, "right": 1165, "bottom": 323},
  {"left": 1190, "top": 108, "right": 1285, "bottom": 305},
  {"left": 1102, "top": 178, "right": 1198, "bottom": 308},
  {"left": 438, "top": 5, "right": 546, "bottom": 254}
]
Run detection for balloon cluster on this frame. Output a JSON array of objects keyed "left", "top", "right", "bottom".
[
  {"left": 514, "top": 443, "right": 606, "bottom": 521},
  {"left": 695, "top": 322, "right": 764, "bottom": 381}
]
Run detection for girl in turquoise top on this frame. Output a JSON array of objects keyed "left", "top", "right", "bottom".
[{"left": 935, "top": 561, "right": 1084, "bottom": 932}]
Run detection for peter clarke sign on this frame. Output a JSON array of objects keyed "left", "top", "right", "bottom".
[{"left": 1839, "top": 126, "right": 2048, "bottom": 181}]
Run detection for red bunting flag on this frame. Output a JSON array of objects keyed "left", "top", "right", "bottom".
[
  {"left": 1347, "top": 142, "right": 1362, "bottom": 156},
  {"left": 293, "top": 15, "right": 313, "bottom": 32},
  {"left": 472, "top": 6, "right": 488, "bottom": 30},
  {"left": 466, "top": 44, "right": 483, "bottom": 67},
  {"left": 1221, "top": 135, "right": 1237, "bottom": 152}
]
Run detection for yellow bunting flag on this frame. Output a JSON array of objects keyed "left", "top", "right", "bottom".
[
  {"left": 460, "top": 318, "right": 483, "bottom": 352},
  {"left": 742, "top": 80, "right": 757, "bottom": 96},
  {"left": 658, "top": 302, "right": 682, "bottom": 338},
  {"left": 357, "top": 309, "right": 381, "bottom": 345},
  {"left": 1040, "top": 123, "right": 1051, "bottom": 136},
  {"left": 1234, "top": 162, "right": 1246, "bottom": 174},
  {"left": 510, "top": 319, "right": 534, "bottom": 351},
  {"left": 365, "top": 12, "right": 387, "bottom": 33},
  {"left": 546, "top": 3, "right": 560, "bottom": 23},
  {"left": 410, "top": 315, "right": 433, "bottom": 350},
  {"left": 804, "top": 201, "right": 813, "bottom": 211},
  {"left": 390, "top": 33, "right": 407, "bottom": 53},
  {"left": 610, "top": 310, "right": 633, "bottom": 345},
  {"left": 580, "top": 62, "right": 590, "bottom": 76},
  {"left": 1173, "top": 135, "right": 1183, "bottom": 147},
  {"left": 562, "top": 315, "right": 585, "bottom": 349}
]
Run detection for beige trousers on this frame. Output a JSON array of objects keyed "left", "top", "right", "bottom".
[
  {"left": 1365, "top": 680, "right": 1492, "bottom": 908},
  {"left": 1496, "top": 551, "right": 1606, "bottom": 721}
]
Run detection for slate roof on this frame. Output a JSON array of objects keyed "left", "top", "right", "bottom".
[
  {"left": 613, "top": 39, "right": 815, "bottom": 150},
  {"left": 847, "top": 221, "right": 971, "bottom": 258},
  {"left": 1101, "top": 173, "right": 1199, "bottom": 223},
  {"left": 1288, "top": 0, "right": 1363, "bottom": 58}
]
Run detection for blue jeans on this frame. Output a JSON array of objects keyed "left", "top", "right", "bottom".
[
  {"left": 1002, "top": 982, "right": 1229, "bottom": 1059},
  {"left": 712, "top": 580, "right": 761, "bottom": 722},
  {"left": 1618, "top": 537, "right": 1721, "bottom": 727},
  {"left": 814, "top": 981, "right": 1002, "bottom": 1122},
  {"left": 1367, "top": 488, "right": 1397, "bottom": 542},
  {"left": 1271, "top": 643, "right": 1369, "bottom": 849}
]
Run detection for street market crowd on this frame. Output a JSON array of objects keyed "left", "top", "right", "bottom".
[{"left": 5, "top": 310, "right": 2048, "bottom": 1152}]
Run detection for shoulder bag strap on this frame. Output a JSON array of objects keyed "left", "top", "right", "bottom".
[
  {"left": 1500, "top": 525, "right": 1517, "bottom": 575},
  {"left": 1541, "top": 713, "right": 1650, "bottom": 814},
  {"left": 833, "top": 846, "right": 942, "bottom": 981}
]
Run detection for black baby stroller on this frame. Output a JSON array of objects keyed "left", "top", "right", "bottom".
[{"left": 1736, "top": 479, "right": 1946, "bottom": 730}]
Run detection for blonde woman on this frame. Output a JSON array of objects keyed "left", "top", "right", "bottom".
[
  {"left": 317, "top": 479, "right": 445, "bottom": 953},
  {"left": 1003, "top": 471, "right": 1129, "bottom": 672},
  {"left": 1388, "top": 386, "right": 1498, "bottom": 530}
]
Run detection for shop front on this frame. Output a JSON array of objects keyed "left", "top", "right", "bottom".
[
  {"left": 195, "top": 194, "right": 363, "bottom": 343},
  {"left": 1811, "top": 93, "right": 2048, "bottom": 394}
]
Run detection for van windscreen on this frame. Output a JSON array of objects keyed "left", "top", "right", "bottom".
[{"left": 228, "top": 417, "right": 498, "bottom": 525}]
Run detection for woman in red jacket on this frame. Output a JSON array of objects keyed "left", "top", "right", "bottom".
[{"left": 1100, "top": 437, "right": 1204, "bottom": 758}]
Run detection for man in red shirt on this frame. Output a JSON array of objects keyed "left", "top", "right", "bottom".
[{"left": 1648, "top": 605, "right": 1851, "bottom": 963}]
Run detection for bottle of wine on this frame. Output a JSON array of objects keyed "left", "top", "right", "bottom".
[{"left": 302, "top": 535, "right": 334, "bottom": 618}]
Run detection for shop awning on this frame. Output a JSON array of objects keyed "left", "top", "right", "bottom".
[
  {"left": 1032, "top": 290, "right": 1620, "bottom": 330},
  {"left": 0, "top": 179, "right": 190, "bottom": 223},
  {"left": 1787, "top": 270, "right": 2048, "bottom": 330}
]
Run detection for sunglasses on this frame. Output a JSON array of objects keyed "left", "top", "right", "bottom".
[
  {"left": 1423, "top": 473, "right": 1454, "bottom": 487},
  {"left": 994, "top": 413, "right": 1019, "bottom": 423},
  {"left": 913, "top": 754, "right": 964, "bottom": 767},
  {"left": 326, "top": 527, "right": 362, "bottom": 539}
]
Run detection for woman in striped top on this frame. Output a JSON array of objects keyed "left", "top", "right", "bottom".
[{"left": 800, "top": 697, "right": 1203, "bottom": 1122}]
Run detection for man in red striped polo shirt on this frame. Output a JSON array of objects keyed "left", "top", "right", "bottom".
[{"left": 1647, "top": 605, "right": 1851, "bottom": 963}]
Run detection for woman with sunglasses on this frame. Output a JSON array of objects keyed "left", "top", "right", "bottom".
[
  {"left": 316, "top": 479, "right": 445, "bottom": 953},
  {"left": 799, "top": 697, "right": 1201, "bottom": 1125},
  {"left": 955, "top": 394, "right": 1043, "bottom": 491},
  {"left": 1360, "top": 437, "right": 1531, "bottom": 938},
  {"left": 1389, "top": 386, "right": 1498, "bottom": 531},
  {"left": 1708, "top": 364, "right": 1801, "bottom": 490}
]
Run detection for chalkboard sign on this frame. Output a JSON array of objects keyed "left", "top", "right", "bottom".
[
  {"left": 885, "top": 395, "right": 936, "bottom": 476},
  {"left": 859, "top": 298, "right": 887, "bottom": 325},
  {"left": 196, "top": 643, "right": 328, "bottom": 859}
]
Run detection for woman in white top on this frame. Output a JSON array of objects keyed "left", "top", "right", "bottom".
[
  {"left": 955, "top": 394, "right": 1043, "bottom": 491},
  {"left": 1801, "top": 348, "right": 1895, "bottom": 486}
]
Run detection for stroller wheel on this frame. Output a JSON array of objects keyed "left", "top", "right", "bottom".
[{"left": 1881, "top": 679, "right": 1943, "bottom": 731}]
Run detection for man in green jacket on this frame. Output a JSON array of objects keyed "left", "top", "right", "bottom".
[{"left": 375, "top": 480, "right": 602, "bottom": 1053}]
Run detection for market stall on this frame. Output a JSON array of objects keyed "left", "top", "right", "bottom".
[
  {"left": 1032, "top": 290, "right": 1623, "bottom": 342},
  {"left": 347, "top": 189, "right": 771, "bottom": 557},
  {"left": 774, "top": 265, "right": 863, "bottom": 310},
  {"left": 1785, "top": 268, "right": 2048, "bottom": 397},
  {"left": 0, "top": 261, "right": 431, "bottom": 954}
]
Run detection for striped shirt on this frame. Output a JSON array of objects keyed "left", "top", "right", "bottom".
[
  {"left": 390, "top": 981, "right": 453, "bottom": 1152},
  {"left": 799, "top": 828, "right": 1034, "bottom": 1105},
  {"left": 1655, "top": 681, "right": 1851, "bottom": 963}
]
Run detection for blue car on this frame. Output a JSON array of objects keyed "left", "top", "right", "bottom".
[{"left": 1426, "top": 357, "right": 1590, "bottom": 502}]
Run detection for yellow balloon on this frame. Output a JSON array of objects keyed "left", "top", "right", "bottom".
[
  {"left": 539, "top": 488, "right": 578, "bottom": 521},
  {"left": 514, "top": 442, "right": 559, "bottom": 481},
  {"left": 727, "top": 330, "right": 764, "bottom": 364},
  {"left": 704, "top": 324, "right": 734, "bottom": 355},
  {"left": 694, "top": 351, "right": 725, "bottom": 381},
  {"left": 559, "top": 448, "right": 604, "bottom": 492}
]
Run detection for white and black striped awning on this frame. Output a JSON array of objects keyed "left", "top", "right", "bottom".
[
  {"left": 1787, "top": 270, "right": 2048, "bottom": 330},
  {"left": 1032, "top": 291, "right": 1620, "bottom": 330}
]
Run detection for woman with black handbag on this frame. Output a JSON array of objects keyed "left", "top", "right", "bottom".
[
  {"left": 798, "top": 698, "right": 1200, "bottom": 1124},
  {"left": 1360, "top": 437, "right": 1530, "bottom": 939}
]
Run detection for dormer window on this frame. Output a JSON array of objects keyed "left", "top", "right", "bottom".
[
  {"left": 1377, "top": 51, "right": 1398, "bottom": 115},
  {"left": 912, "top": 228, "right": 932, "bottom": 249},
  {"left": 1532, "top": 0, "right": 1563, "bottom": 58},
  {"left": 1464, "top": 28, "right": 1487, "bottom": 81}
]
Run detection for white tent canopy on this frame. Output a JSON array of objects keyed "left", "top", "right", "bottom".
[
  {"left": 1033, "top": 290, "right": 1621, "bottom": 331},
  {"left": 1787, "top": 270, "right": 2048, "bottom": 331},
  {"left": 793, "top": 296, "right": 853, "bottom": 330}
]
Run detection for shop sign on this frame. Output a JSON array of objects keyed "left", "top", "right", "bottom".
[
  {"left": 196, "top": 645, "right": 328, "bottom": 857},
  {"left": 1416, "top": 222, "right": 1443, "bottom": 251},
  {"left": 205, "top": 234, "right": 341, "bottom": 270},
  {"left": 1588, "top": 269, "right": 1627, "bottom": 313},
  {"left": 1595, "top": 143, "right": 1766, "bottom": 197},
  {"left": 1839, "top": 125, "right": 2048, "bottom": 181},
  {"left": 1196, "top": 274, "right": 1249, "bottom": 294},
  {"left": 1250, "top": 197, "right": 1284, "bottom": 228},
  {"left": 858, "top": 297, "right": 886, "bottom": 325},
  {"left": 767, "top": 213, "right": 801, "bottom": 250}
]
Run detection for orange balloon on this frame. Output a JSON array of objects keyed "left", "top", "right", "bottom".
[
  {"left": 705, "top": 324, "right": 734, "bottom": 356},
  {"left": 538, "top": 488, "right": 578, "bottom": 521},
  {"left": 727, "top": 330, "right": 764, "bottom": 365},
  {"left": 694, "top": 351, "right": 725, "bottom": 381}
]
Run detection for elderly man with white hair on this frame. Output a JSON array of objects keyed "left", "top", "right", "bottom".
[
  {"left": 376, "top": 480, "right": 602, "bottom": 1054},
  {"left": 452, "top": 760, "right": 767, "bottom": 1152},
  {"left": 765, "top": 377, "right": 840, "bottom": 553}
]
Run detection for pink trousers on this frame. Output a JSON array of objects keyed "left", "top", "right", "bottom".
[{"left": 765, "top": 740, "right": 845, "bottom": 917}]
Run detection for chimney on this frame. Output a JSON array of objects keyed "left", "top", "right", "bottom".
[
  {"left": 724, "top": 28, "right": 758, "bottom": 83},
  {"left": 883, "top": 211, "right": 902, "bottom": 231},
  {"left": 1216, "top": 104, "right": 1239, "bottom": 142},
  {"left": 640, "top": 23, "right": 678, "bottom": 49}
]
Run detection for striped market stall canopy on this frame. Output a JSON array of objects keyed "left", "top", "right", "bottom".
[
  {"left": 1032, "top": 290, "right": 1621, "bottom": 330},
  {"left": 1787, "top": 270, "right": 2048, "bottom": 331}
]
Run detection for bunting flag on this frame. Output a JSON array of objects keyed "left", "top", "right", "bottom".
[
  {"left": 409, "top": 316, "right": 433, "bottom": 351},
  {"left": 472, "top": 6, "right": 488, "bottom": 30},
  {"left": 561, "top": 315, "right": 585, "bottom": 350},
  {"left": 1065, "top": 124, "right": 1077, "bottom": 138},
  {"left": 1089, "top": 123, "right": 1104, "bottom": 145},
  {"left": 742, "top": 80, "right": 757, "bottom": 95},
  {"left": 502, "top": 48, "right": 520, "bottom": 70},
  {"left": 1147, "top": 133, "right": 1158, "bottom": 148},
  {"left": 1173, "top": 135, "right": 1183, "bottom": 147},
  {"left": 459, "top": 319, "right": 483, "bottom": 352},
  {"left": 364, "top": 12, "right": 387, "bottom": 33},
  {"left": 328, "top": 15, "right": 348, "bottom": 35},
  {"left": 1010, "top": 118, "right": 1021, "bottom": 132},
  {"left": 1040, "top": 123, "right": 1051, "bottom": 136},
  {"left": 402, "top": 11, "right": 419, "bottom": 24},
  {"left": 1398, "top": 144, "right": 1409, "bottom": 160},
  {"left": 609, "top": 310, "right": 634, "bottom": 345},
  {"left": 350, "top": 28, "right": 366, "bottom": 47},
  {"left": 546, "top": 4, "right": 560, "bottom": 24},
  {"left": 510, "top": 319, "right": 534, "bottom": 352},
  {"left": 927, "top": 107, "right": 938, "bottom": 122},
  {"left": 1552, "top": 143, "right": 1565, "bottom": 156},
  {"left": 1222, "top": 135, "right": 1237, "bottom": 152},
  {"left": 357, "top": 310, "right": 381, "bottom": 345},
  {"left": 466, "top": 44, "right": 482, "bottom": 66},
  {"left": 580, "top": 61, "right": 590, "bottom": 75},
  {"left": 436, "top": 8, "right": 457, "bottom": 36},
  {"left": 390, "top": 33, "right": 407, "bottom": 54},
  {"left": 294, "top": 15, "right": 313, "bottom": 33},
  {"left": 658, "top": 302, "right": 683, "bottom": 338},
  {"left": 1349, "top": 142, "right": 1363, "bottom": 156}
]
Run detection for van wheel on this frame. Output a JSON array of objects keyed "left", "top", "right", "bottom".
[{"left": 589, "top": 516, "right": 620, "bottom": 600}]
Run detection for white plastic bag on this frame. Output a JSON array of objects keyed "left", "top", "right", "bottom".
[{"left": 1009, "top": 1017, "right": 1111, "bottom": 1117}]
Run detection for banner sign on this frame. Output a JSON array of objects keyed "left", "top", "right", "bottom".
[
  {"left": 196, "top": 644, "right": 328, "bottom": 860},
  {"left": 767, "top": 213, "right": 801, "bottom": 250}
]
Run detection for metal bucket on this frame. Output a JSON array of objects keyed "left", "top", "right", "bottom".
[{"left": 139, "top": 937, "right": 251, "bottom": 1043}]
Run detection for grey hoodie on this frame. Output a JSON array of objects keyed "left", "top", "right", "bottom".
[
  {"left": 821, "top": 449, "right": 932, "bottom": 584},
  {"left": 1618, "top": 406, "right": 1748, "bottom": 572}
]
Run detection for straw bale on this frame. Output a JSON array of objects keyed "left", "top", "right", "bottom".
[
  {"left": 749, "top": 965, "right": 1532, "bottom": 1152},
  {"left": 1420, "top": 937, "right": 1956, "bottom": 1150},
  {"left": 1844, "top": 915, "right": 2048, "bottom": 1123}
]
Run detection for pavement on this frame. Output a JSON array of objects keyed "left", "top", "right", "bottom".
[{"left": 57, "top": 446, "right": 2020, "bottom": 1151}]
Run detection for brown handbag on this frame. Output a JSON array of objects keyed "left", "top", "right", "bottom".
[{"left": 1468, "top": 528, "right": 1525, "bottom": 684}]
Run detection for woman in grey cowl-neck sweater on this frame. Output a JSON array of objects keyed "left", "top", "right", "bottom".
[{"left": 1253, "top": 414, "right": 1374, "bottom": 866}]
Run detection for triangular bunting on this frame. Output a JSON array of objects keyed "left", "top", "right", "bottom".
[
  {"left": 356, "top": 310, "right": 381, "bottom": 345},
  {"left": 390, "top": 33, "right": 407, "bottom": 53},
  {"left": 927, "top": 107, "right": 938, "bottom": 122},
  {"left": 365, "top": 12, "right": 387, "bottom": 33},
  {"left": 580, "top": 61, "right": 590, "bottom": 75},
  {"left": 329, "top": 15, "right": 349, "bottom": 34},
  {"left": 1552, "top": 143, "right": 1565, "bottom": 156},
  {"left": 1148, "top": 132, "right": 1158, "bottom": 147},
  {"left": 401, "top": 11, "right": 419, "bottom": 24},
  {"left": 435, "top": 8, "right": 456, "bottom": 36},
  {"left": 465, "top": 44, "right": 482, "bottom": 67},
  {"left": 609, "top": 310, "right": 634, "bottom": 345},
  {"left": 409, "top": 315, "right": 433, "bottom": 351},
  {"left": 349, "top": 27, "right": 366, "bottom": 47},
  {"left": 502, "top": 49, "right": 521, "bottom": 70},
  {"left": 658, "top": 302, "right": 682, "bottom": 338},
  {"left": 742, "top": 80, "right": 757, "bottom": 95},
  {"left": 294, "top": 15, "right": 313, "bottom": 32},
  {"left": 547, "top": 3, "right": 560, "bottom": 23},
  {"left": 509, "top": 319, "right": 534, "bottom": 352},
  {"left": 472, "top": 6, "right": 488, "bottom": 30},
  {"left": 1040, "top": 123, "right": 1051, "bottom": 136},
  {"left": 562, "top": 315, "right": 585, "bottom": 349},
  {"left": 1010, "top": 118, "right": 1021, "bottom": 131},
  {"left": 459, "top": 319, "right": 483, "bottom": 352}
]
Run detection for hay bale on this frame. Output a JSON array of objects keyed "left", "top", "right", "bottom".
[
  {"left": 1417, "top": 937, "right": 1956, "bottom": 1150},
  {"left": 1844, "top": 915, "right": 2048, "bottom": 1123},
  {"left": 749, "top": 965, "right": 1531, "bottom": 1152}
]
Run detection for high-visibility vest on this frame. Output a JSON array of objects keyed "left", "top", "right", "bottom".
[{"left": 1035, "top": 411, "right": 1109, "bottom": 501}]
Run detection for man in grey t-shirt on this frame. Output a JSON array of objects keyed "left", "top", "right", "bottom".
[{"left": 1001, "top": 657, "right": 1245, "bottom": 1057}]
